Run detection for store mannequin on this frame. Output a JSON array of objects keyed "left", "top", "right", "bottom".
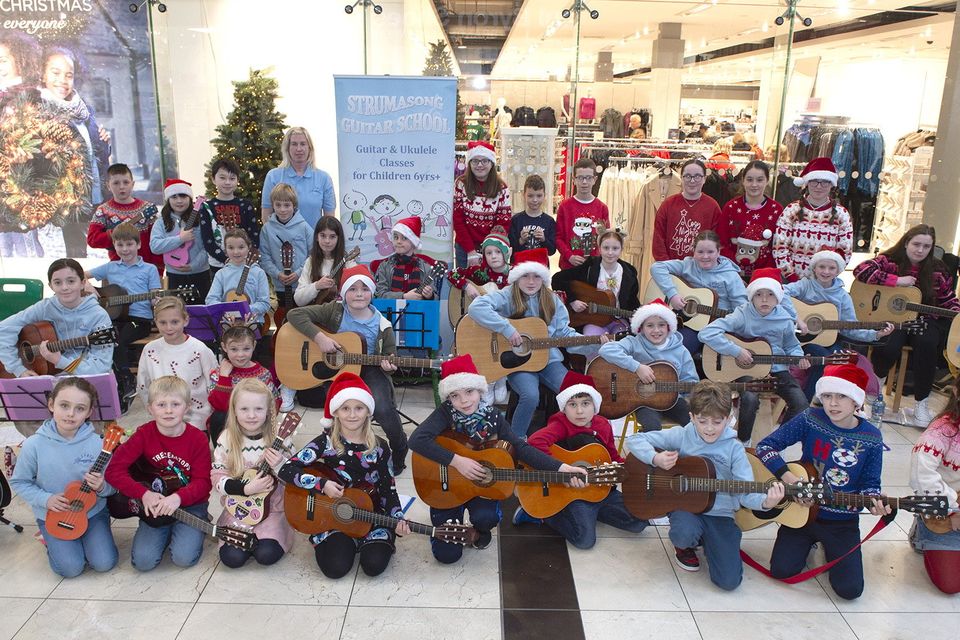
[
  {"left": 579, "top": 88, "right": 596, "bottom": 122},
  {"left": 492, "top": 97, "right": 512, "bottom": 140}
]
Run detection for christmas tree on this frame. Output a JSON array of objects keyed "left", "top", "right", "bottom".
[
  {"left": 422, "top": 40, "right": 454, "bottom": 76},
  {"left": 205, "top": 69, "right": 287, "bottom": 206}
]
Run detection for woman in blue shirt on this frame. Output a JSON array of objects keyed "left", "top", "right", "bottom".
[{"left": 261, "top": 127, "right": 336, "bottom": 229}]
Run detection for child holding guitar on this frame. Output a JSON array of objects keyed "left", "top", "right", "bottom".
[
  {"left": 205, "top": 228, "right": 271, "bottom": 328},
  {"left": 105, "top": 376, "right": 212, "bottom": 571},
  {"left": 10, "top": 377, "right": 119, "bottom": 577},
  {"left": 212, "top": 378, "right": 293, "bottom": 568},
  {"left": 755, "top": 364, "right": 891, "bottom": 600},
  {"left": 853, "top": 224, "right": 960, "bottom": 426},
  {"left": 597, "top": 299, "right": 699, "bottom": 431},
  {"left": 208, "top": 325, "right": 279, "bottom": 444},
  {"left": 467, "top": 248, "right": 607, "bottom": 439},
  {"left": 514, "top": 371, "right": 647, "bottom": 547},
  {"left": 372, "top": 216, "right": 439, "bottom": 300},
  {"left": 699, "top": 268, "right": 810, "bottom": 443},
  {"left": 278, "top": 372, "right": 409, "bottom": 578},
  {"left": 260, "top": 183, "right": 312, "bottom": 315},
  {"left": 626, "top": 380, "right": 784, "bottom": 588},
  {"left": 149, "top": 179, "right": 218, "bottom": 300},
  {"left": 285, "top": 264, "right": 408, "bottom": 472},
  {"left": 294, "top": 216, "right": 355, "bottom": 307},
  {"left": 408, "top": 355, "right": 585, "bottom": 563}
]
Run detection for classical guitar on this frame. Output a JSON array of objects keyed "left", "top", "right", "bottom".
[
  {"left": 567, "top": 281, "right": 635, "bottom": 328},
  {"left": 222, "top": 412, "right": 302, "bottom": 527},
  {"left": 850, "top": 280, "right": 959, "bottom": 323},
  {"left": 224, "top": 249, "right": 270, "bottom": 330},
  {"left": 164, "top": 195, "right": 207, "bottom": 268},
  {"left": 701, "top": 334, "right": 857, "bottom": 383},
  {"left": 314, "top": 246, "right": 361, "bottom": 304},
  {"left": 412, "top": 432, "right": 625, "bottom": 510},
  {"left": 120, "top": 497, "right": 256, "bottom": 550},
  {"left": 107, "top": 458, "right": 184, "bottom": 527},
  {"left": 272, "top": 242, "right": 296, "bottom": 331},
  {"left": 454, "top": 316, "right": 625, "bottom": 381},
  {"left": 515, "top": 443, "right": 625, "bottom": 518},
  {"left": 792, "top": 298, "right": 925, "bottom": 347},
  {"left": 585, "top": 359, "right": 778, "bottom": 419},
  {"left": 643, "top": 275, "right": 723, "bottom": 331},
  {"left": 0, "top": 322, "right": 118, "bottom": 378},
  {"left": 95, "top": 284, "right": 198, "bottom": 320},
  {"left": 448, "top": 281, "right": 499, "bottom": 329},
  {"left": 44, "top": 424, "right": 124, "bottom": 540},
  {"left": 284, "top": 464, "right": 477, "bottom": 544},
  {"left": 274, "top": 323, "right": 448, "bottom": 390}
]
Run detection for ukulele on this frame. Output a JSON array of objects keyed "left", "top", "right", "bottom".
[
  {"left": 284, "top": 464, "right": 477, "bottom": 544},
  {"left": 567, "top": 281, "right": 635, "bottom": 328},
  {"left": 792, "top": 298, "right": 926, "bottom": 347},
  {"left": 44, "top": 424, "right": 124, "bottom": 541},
  {"left": 643, "top": 275, "right": 723, "bottom": 331},
  {"left": 448, "top": 281, "right": 499, "bottom": 329},
  {"left": 454, "top": 316, "right": 626, "bottom": 381},
  {"left": 585, "top": 359, "right": 778, "bottom": 419},
  {"left": 850, "top": 279, "right": 960, "bottom": 323},
  {"left": 411, "top": 432, "right": 625, "bottom": 510},
  {"left": 272, "top": 241, "right": 296, "bottom": 331},
  {"left": 413, "top": 261, "right": 448, "bottom": 298},
  {"left": 515, "top": 443, "right": 625, "bottom": 518},
  {"left": 95, "top": 284, "right": 198, "bottom": 320},
  {"left": 701, "top": 334, "right": 857, "bottom": 383},
  {"left": 0, "top": 323, "right": 118, "bottom": 378},
  {"left": 224, "top": 250, "right": 270, "bottom": 330},
  {"left": 314, "top": 246, "right": 362, "bottom": 304},
  {"left": 222, "top": 412, "right": 302, "bottom": 527},
  {"left": 274, "top": 323, "right": 448, "bottom": 390},
  {"left": 164, "top": 196, "right": 207, "bottom": 268}
]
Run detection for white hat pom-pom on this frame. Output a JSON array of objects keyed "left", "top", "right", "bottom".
[
  {"left": 794, "top": 176, "right": 805, "bottom": 187},
  {"left": 762, "top": 229, "right": 772, "bottom": 240}
]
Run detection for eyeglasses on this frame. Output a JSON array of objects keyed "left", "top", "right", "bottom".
[
  {"left": 575, "top": 175, "right": 596, "bottom": 182},
  {"left": 807, "top": 179, "right": 832, "bottom": 188},
  {"left": 681, "top": 174, "right": 705, "bottom": 182},
  {"left": 470, "top": 158, "right": 492, "bottom": 166}
]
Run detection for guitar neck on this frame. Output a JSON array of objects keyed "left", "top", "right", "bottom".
[
  {"left": 528, "top": 334, "right": 610, "bottom": 350},
  {"left": 649, "top": 381, "right": 761, "bottom": 393},
  {"left": 105, "top": 289, "right": 180, "bottom": 307},
  {"left": 38, "top": 335, "right": 90, "bottom": 354},
  {"left": 906, "top": 302, "right": 958, "bottom": 319},
  {"left": 692, "top": 303, "right": 729, "bottom": 318},
  {"left": 490, "top": 468, "right": 589, "bottom": 484},
  {"left": 255, "top": 435, "right": 288, "bottom": 476},
  {"left": 821, "top": 491, "right": 903, "bottom": 511},
  {"left": 588, "top": 302, "right": 633, "bottom": 319},
  {"left": 132, "top": 498, "right": 216, "bottom": 536},
  {"left": 679, "top": 475, "right": 814, "bottom": 498},
  {"left": 77, "top": 448, "right": 115, "bottom": 495},
  {"left": 345, "top": 506, "right": 436, "bottom": 537},
  {"left": 334, "top": 353, "right": 445, "bottom": 369},
  {"left": 822, "top": 320, "right": 891, "bottom": 331},
  {"left": 235, "top": 265, "right": 251, "bottom": 297},
  {"left": 750, "top": 353, "right": 832, "bottom": 365}
]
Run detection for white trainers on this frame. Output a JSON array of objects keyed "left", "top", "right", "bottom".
[
  {"left": 280, "top": 385, "right": 296, "bottom": 413},
  {"left": 913, "top": 397, "right": 935, "bottom": 427},
  {"left": 494, "top": 378, "right": 509, "bottom": 405}
]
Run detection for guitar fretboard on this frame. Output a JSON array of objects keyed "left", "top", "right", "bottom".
[
  {"left": 31, "top": 336, "right": 90, "bottom": 355},
  {"left": 489, "top": 468, "right": 593, "bottom": 484},
  {"left": 327, "top": 353, "right": 445, "bottom": 369},
  {"left": 689, "top": 303, "right": 730, "bottom": 319},
  {"left": 304, "top": 493, "right": 434, "bottom": 536},
  {"left": 105, "top": 289, "right": 184, "bottom": 307},
  {"left": 906, "top": 302, "right": 958, "bottom": 319},
  {"left": 670, "top": 475, "right": 813, "bottom": 498},
  {"left": 747, "top": 354, "right": 836, "bottom": 365},
  {"left": 588, "top": 302, "right": 634, "bottom": 319},
  {"left": 73, "top": 447, "right": 115, "bottom": 499},
  {"left": 131, "top": 498, "right": 215, "bottom": 536},
  {"left": 528, "top": 334, "right": 614, "bottom": 350}
]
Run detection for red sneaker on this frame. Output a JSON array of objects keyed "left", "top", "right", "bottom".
[{"left": 674, "top": 546, "right": 700, "bottom": 571}]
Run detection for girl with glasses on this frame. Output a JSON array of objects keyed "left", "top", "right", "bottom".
[{"left": 652, "top": 159, "right": 722, "bottom": 262}]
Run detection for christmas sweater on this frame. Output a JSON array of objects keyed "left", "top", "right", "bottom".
[
  {"left": 756, "top": 407, "right": 883, "bottom": 521},
  {"left": 717, "top": 196, "right": 783, "bottom": 279},
  {"left": 372, "top": 253, "right": 438, "bottom": 299},
  {"left": 87, "top": 198, "right": 165, "bottom": 275},
  {"left": 509, "top": 211, "right": 557, "bottom": 255},
  {"left": 207, "top": 362, "right": 280, "bottom": 417},
  {"left": 652, "top": 193, "right": 722, "bottom": 262},
  {"left": 136, "top": 336, "right": 218, "bottom": 430},
  {"left": 447, "top": 263, "right": 510, "bottom": 291},
  {"left": 528, "top": 412, "right": 624, "bottom": 463},
  {"left": 853, "top": 254, "right": 960, "bottom": 314},
  {"left": 104, "top": 420, "right": 212, "bottom": 508},
  {"left": 772, "top": 198, "right": 852, "bottom": 282},
  {"left": 556, "top": 196, "right": 611, "bottom": 269},
  {"left": 452, "top": 178, "right": 513, "bottom": 256},
  {"left": 910, "top": 416, "right": 960, "bottom": 510},
  {"left": 204, "top": 196, "right": 261, "bottom": 268}
]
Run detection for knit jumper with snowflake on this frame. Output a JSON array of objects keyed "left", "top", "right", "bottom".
[
  {"left": 136, "top": 335, "right": 218, "bottom": 430},
  {"left": 87, "top": 198, "right": 165, "bottom": 275},
  {"left": 652, "top": 193, "right": 721, "bottom": 262},
  {"left": 772, "top": 198, "right": 852, "bottom": 282},
  {"left": 717, "top": 196, "right": 783, "bottom": 279},
  {"left": 755, "top": 407, "right": 883, "bottom": 521},
  {"left": 911, "top": 416, "right": 960, "bottom": 510},
  {"left": 452, "top": 178, "right": 512, "bottom": 256}
]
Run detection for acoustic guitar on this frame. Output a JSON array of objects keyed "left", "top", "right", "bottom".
[
  {"left": 515, "top": 443, "right": 625, "bottom": 518},
  {"left": 44, "top": 424, "right": 124, "bottom": 540},
  {"left": 921, "top": 513, "right": 960, "bottom": 534},
  {"left": 792, "top": 298, "right": 925, "bottom": 347},
  {"left": 224, "top": 250, "right": 270, "bottom": 331},
  {"left": 412, "top": 432, "right": 624, "bottom": 510},
  {"left": 947, "top": 314, "right": 960, "bottom": 369},
  {"left": 314, "top": 246, "right": 361, "bottom": 304},
  {"left": 701, "top": 334, "right": 857, "bottom": 383},
  {"left": 120, "top": 497, "right": 256, "bottom": 550},
  {"left": 0, "top": 322, "right": 119, "bottom": 378},
  {"left": 643, "top": 275, "right": 724, "bottom": 331},
  {"left": 272, "top": 241, "right": 296, "bottom": 331},
  {"left": 274, "top": 323, "right": 447, "bottom": 390},
  {"left": 448, "top": 281, "right": 499, "bottom": 329},
  {"left": 850, "top": 280, "right": 959, "bottom": 323},
  {"left": 222, "top": 412, "right": 302, "bottom": 527},
  {"left": 164, "top": 196, "right": 207, "bottom": 268},
  {"left": 284, "top": 464, "right": 477, "bottom": 545},
  {"left": 454, "top": 316, "right": 625, "bottom": 381},
  {"left": 735, "top": 451, "right": 818, "bottom": 531},
  {"left": 414, "top": 261, "right": 449, "bottom": 299},
  {"left": 95, "top": 284, "right": 198, "bottom": 320},
  {"left": 585, "top": 359, "right": 778, "bottom": 419},
  {"left": 567, "top": 281, "right": 635, "bottom": 328},
  {"left": 107, "top": 458, "right": 185, "bottom": 527}
]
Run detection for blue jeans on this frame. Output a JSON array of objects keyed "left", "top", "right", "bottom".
[
  {"left": 801, "top": 343, "right": 840, "bottom": 401},
  {"left": 668, "top": 511, "right": 744, "bottom": 591},
  {"left": 131, "top": 501, "right": 209, "bottom": 571},
  {"left": 430, "top": 497, "right": 501, "bottom": 564},
  {"left": 737, "top": 370, "right": 808, "bottom": 442},
  {"left": 454, "top": 244, "right": 469, "bottom": 269},
  {"left": 507, "top": 361, "right": 568, "bottom": 440},
  {"left": 635, "top": 397, "right": 690, "bottom": 432},
  {"left": 771, "top": 517, "right": 864, "bottom": 600},
  {"left": 544, "top": 489, "right": 647, "bottom": 549},
  {"left": 37, "top": 508, "right": 118, "bottom": 578}
]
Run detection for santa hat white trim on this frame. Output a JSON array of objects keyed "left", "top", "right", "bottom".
[
  {"left": 815, "top": 375, "right": 866, "bottom": 407},
  {"left": 163, "top": 181, "right": 193, "bottom": 200},
  {"left": 556, "top": 383, "right": 603, "bottom": 411},
  {"left": 438, "top": 372, "right": 489, "bottom": 401},
  {"left": 392, "top": 221, "right": 421, "bottom": 248},
  {"left": 321, "top": 386, "right": 375, "bottom": 428},
  {"left": 630, "top": 302, "right": 678, "bottom": 334},
  {"left": 467, "top": 143, "right": 497, "bottom": 164},
  {"left": 794, "top": 169, "right": 838, "bottom": 188},
  {"left": 734, "top": 228, "right": 773, "bottom": 247},
  {"left": 746, "top": 277, "right": 783, "bottom": 303},
  {"left": 809, "top": 250, "right": 847, "bottom": 271},
  {"left": 340, "top": 273, "right": 375, "bottom": 298},
  {"left": 508, "top": 261, "right": 551, "bottom": 285}
]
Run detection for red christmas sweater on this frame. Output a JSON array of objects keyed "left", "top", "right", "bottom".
[
  {"left": 452, "top": 178, "right": 512, "bottom": 255},
  {"left": 447, "top": 263, "right": 510, "bottom": 291},
  {"left": 87, "top": 198, "right": 165, "bottom": 276},
  {"left": 556, "top": 196, "right": 610, "bottom": 269},
  {"left": 717, "top": 196, "right": 783, "bottom": 279},
  {"left": 207, "top": 363, "right": 280, "bottom": 419},
  {"left": 652, "top": 193, "right": 722, "bottom": 261},
  {"left": 104, "top": 420, "right": 212, "bottom": 507},
  {"left": 527, "top": 412, "right": 623, "bottom": 463}
]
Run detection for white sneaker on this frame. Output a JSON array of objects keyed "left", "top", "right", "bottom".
[
  {"left": 913, "top": 397, "right": 934, "bottom": 427},
  {"left": 280, "top": 385, "right": 296, "bottom": 413},
  {"left": 494, "top": 379, "right": 509, "bottom": 405}
]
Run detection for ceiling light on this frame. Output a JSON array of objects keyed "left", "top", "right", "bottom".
[
  {"left": 471, "top": 76, "right": 488, "bottom": 90},
  {"left": 683, "top": 3, "right": 712, "bottom": 16}
]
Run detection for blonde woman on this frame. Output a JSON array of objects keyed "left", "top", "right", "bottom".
[{"left": 260, "top": 126, "right": 336, "bottom": 227}]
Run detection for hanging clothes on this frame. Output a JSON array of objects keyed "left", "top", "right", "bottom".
[{"left": 601, "top": 109, "right": 625, "bottom": 138}]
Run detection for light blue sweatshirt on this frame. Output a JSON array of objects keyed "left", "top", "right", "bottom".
[
  {"left": 0, "top": 295, "right": 114, "bottom": 377},
  {"left": 784, "top": 277, "right": 878, "bottom": 342},
  {"left": 626, "top": 421, "right": 766, "bottom": 517},
  {"left": 598, "top": 332, "right": 698, "bottom": 382},
  {"left": 10, "top": 419, "right": 116, "bottom": 520},
  {"left": 206, "top": 262, "right": 272, "bottom": 323},
  {"left": 698, "top": 301, "right": 803, "bottom": 373},
  {"left": 89, "top": 257, "right": 162, "bottom": 320},
  {"left": 259, "top": 210, "right": 313, "bottom": 288},
  {"left": 650, "top": 256, "right": 748, "bottom": 312},
  {"left": 467, "top": 286, "right": 592, "bottom": 364},
  {"left": 150, "top": 211, "right": 211, "bottom": 275}
]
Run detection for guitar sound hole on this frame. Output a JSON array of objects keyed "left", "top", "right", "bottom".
[
  {"left": 313, "top": 359, "right": 340, "bottom": 381},
  {"left": 474, "top": 463, "right": 496, "bottom": 488},
  {"left": 513, "top": 336, "right": 533, "bottom": 357},
  {"left": 806, "top": 317, "right": 823, "bottom": 333},
  {"left": 334, "top": 501, "right": 355, "bottom": 522},
  {"left": 890, "top": 298, "right": 906, "bottom": 313}
]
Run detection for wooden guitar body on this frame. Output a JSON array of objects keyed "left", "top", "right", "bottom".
[
  {"left": 412, "top": 433, "right": 517, "bottom": 509},
  {"left": 17, "top": 321, "right": 59, "bottom": 376},
  {"left": 568, "top": 281, "right": 618, "bottom": 327},
  {"left": 643, "top": 275, "right": 717, "bottom": 331},
  {"left": 701, "top": 335, "right": 773, "bottom": 383},
  {"left": 734, "top": 452, "right": 816, "bottom": 531},
  {"left": 285, "top": 479, "right": 378, "bottom": 538},
  {"left": 621, "top": 454, "right": 719, "bottom": 519},
  {"left": 448, "top": 282, "right": 499, "bottom": 329},
  {"left": 515, "top": 443, "right": 613, "bottom": 518},
  {"left": 948, "top": 313, "right": 960, "bottom": 369},
  {"left": 587, "top": 359, "right": 682, "bottom": 417},
  {"left": 850, "top": 280, "right": 921, "bottom": 322},
  {"left": 454, "top": 316, "right": 549, "bottom": 381},
  {"left": 792, "top": 299, "right": 841, "bottom": 347},
  {"left": 273, "top": 323, "right": 365, "bottom": 389},
  {"left": 106, "top": 460, "right": 184, "bottom": 528}
]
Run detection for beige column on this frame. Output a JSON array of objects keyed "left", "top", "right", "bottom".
[{"left": 649, "top": 23, "right": 684, "bottom": 139}]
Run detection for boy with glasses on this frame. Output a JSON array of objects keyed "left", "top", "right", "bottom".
[
  {"left": 652, "top": 159, "right": 722, "bottom": 261},
  {"left": 557, "top": 158, "right": 610, "bottom": 269}
]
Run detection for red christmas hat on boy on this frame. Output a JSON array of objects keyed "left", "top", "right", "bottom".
[
  {"left": 508, "top": 247, "right": 551, "bottom": 285},
  {"left": 163, "top": 179, "right": 193, "bottom": 200},
  {"left": 339, "top": 264, "right": 375, "bottom": 299},
  {"left": 793, "top": 156, "right": 838, "bottom": 188},
  {"left": 630, "top": 298, "right": 677, "bottom": 335},
  {"left": 745, "top": 267, "right": 784, "bottom": 302},
  {"left": 393, "top": 216, "right": 422, "bottom": 248},
  {"left": 809, "top": 247, "right": 847, "bottom": 272},
  {"left": 438, "top": 354, "right": 487, "bottom": 401},
  {"left": 321, "top": 372, "right": 375, "bottom": 427},
  {"left": 555, "top": 371, "right": 602, "bottom": 411},
  {"left": 815, "top": 363, "right": 868, "bottom": 407},
  {"left": 466, "top": 140, "right": 496, "bottom": 164}
]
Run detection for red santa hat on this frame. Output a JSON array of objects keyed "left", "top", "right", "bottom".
[
  {"left": 163, "top": 179, "right": 193, "bottom": 200},
  {"left": 480, "top": 225, "right": 511, "bottom": 261},
  {"left": 746, "top": 267, "right": 784, "bottom": 302},
  {"left": 508, "top": 247, "right": 551, "bottom": 285},
  {"left": 466, "top": 140, "right": 497, "bottom": 164},
  {"left": 793, "top": 157, "right": 839, "bottom": 188},
  {"left": 734, "top": 221, "right": 773, "bottom": 248},
  {"left": 809, "top": 247, "right": 847, "bottom": 272},
  {"left": 321, "top": 372, "right": 375, "bottom": 428},
  {"left": 393, "top": 216, "right": 422, "bottom": 248},
  {"left": 630, "top": 298, "right": 677, "bottom": 334},
  {"left": 556, "top": 371, "right": 603, "bottom": 411},
  {"left": 339, "top": 264, "right": 375, "bottom": 299},
  {"left": 815, "top": 363, "right": 868, "bottom": 407},
  {"left": 438, "top": 354, "right": 488, "bottom": 401}
]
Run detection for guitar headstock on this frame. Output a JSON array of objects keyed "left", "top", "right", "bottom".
[
  {"left": 345, "top": 246, "right": 362, "bottom": 262},
  {"left": 281, "top": 241, "right": 295, "bottom": 270},
  {"left": 428, "top": 261, "right": 448, "bottom": 284},
  {"left": 102, "top": 424, "right": 125, "bottom": 452},
  {"left": 218, "top": 525, "right": 258, "bottom": 551},
  {"left": 788, "top": 480, "right": 826, "bottom": 500},
  {"left": 902, "top": 319, "right": 927, "bottom": 336},
  {"left": 902, "top": 492, "right": 950, "bottom": 518},
  {"left": 90, "top": 327, "right": 119, "bottom": 347},
  {"left": 277, "top": 411, "right": 302, "bottom": 440},
  {"left": 246, "top": 248, "right": 261, "bottom": 266},
  {"left": 826, "top": 350, "right": 859, "bottom": 365},
  {"left": 174, "top": 285, "right": 200, "bottom": 304},
  {"left": 586, "top": 462, "right": 626, "bottom": 485},
  {"left": 434, "top": 519, "right": 479, "bottom": 546}
]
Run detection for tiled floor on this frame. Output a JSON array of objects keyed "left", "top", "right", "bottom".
[{"left": 1, "top": 383, "right": 958, "bottom": 640}]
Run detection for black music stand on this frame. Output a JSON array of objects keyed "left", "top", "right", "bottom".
[{"left": 0, "top": 473, "right": 22, "bottom": 533}]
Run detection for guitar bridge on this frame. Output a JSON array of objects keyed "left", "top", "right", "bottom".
[{"left": 540, "top": 482, "right": 549, "bottom": 497}]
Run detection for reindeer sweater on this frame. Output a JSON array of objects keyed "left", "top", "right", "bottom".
[
  {"left": 756, "top": 407, "right": 883, "bottom": 521},
  {"left": 772, "top": 198, "right": 852, "bottom": 283},
  {"left": 910, "top": 416, "right": 960, "bottom": 510}
]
